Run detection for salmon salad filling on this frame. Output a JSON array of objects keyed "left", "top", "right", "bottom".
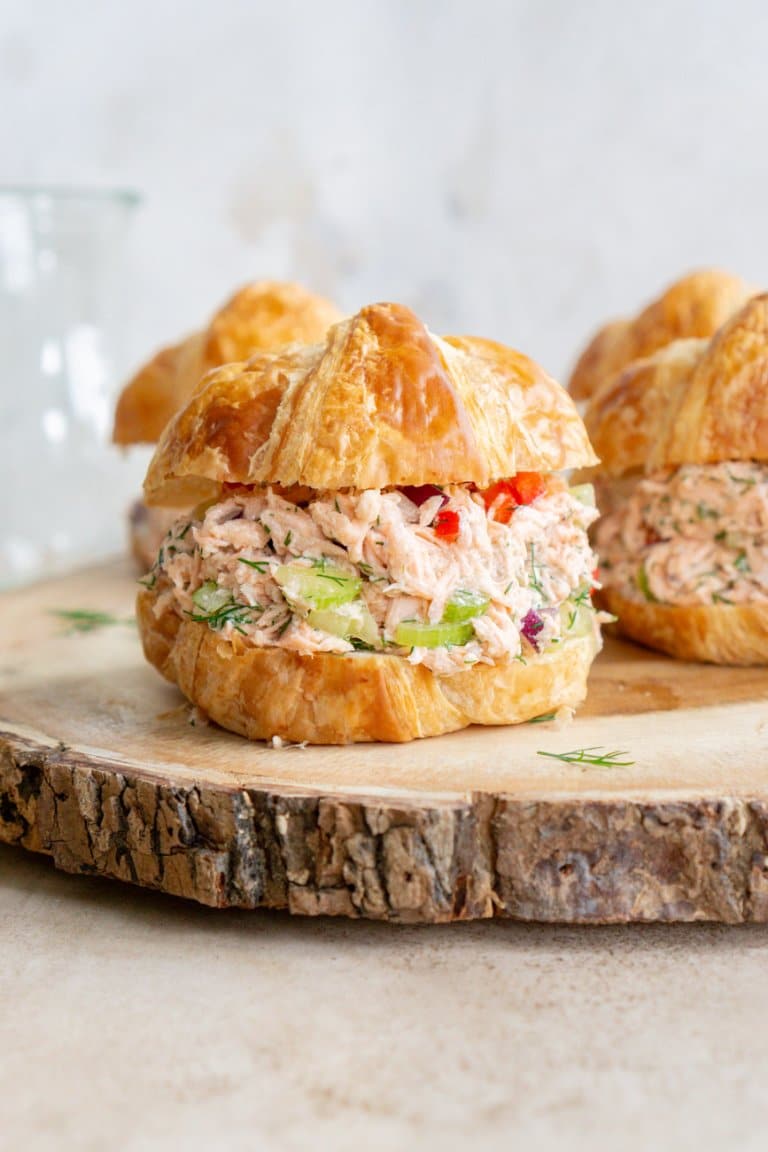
[
  {"left": 143, "top": 475, "right": 600, "bottom": 675},
  {"left": 596, "top": 462, "right": 768, "bottom": 606}
]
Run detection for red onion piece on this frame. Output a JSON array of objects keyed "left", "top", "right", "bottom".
[
  {"left": 520, "top": 609, "right": 544, "bottom": 651},
  {"left": 398, "top": 485, "right": 449, "bottom": 509}
]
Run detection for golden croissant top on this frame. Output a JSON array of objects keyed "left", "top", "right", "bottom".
[
  {"left": 143, "top": 301, "right": 597, "bottom": 506},
  {"left": 568, "top": 269, "right": 756, "bottom": 401},
  {"left": 584, "top": 293, "right": 768, "bottom": 476}
]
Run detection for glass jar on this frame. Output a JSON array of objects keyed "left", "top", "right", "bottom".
[{"left": 0, "top": 186, "right": 146, "bottom": 587}]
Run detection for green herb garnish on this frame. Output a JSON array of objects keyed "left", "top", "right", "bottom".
[
  {"left": 51, "top": 609, "right": 134, "bottom": 634},
  {"left": 728, "top": 472, "right": 757, "bottom": 489},
  {"left": 537, "top": 746, "right": 634, "bottom": 767},
  {"left": 696, "top": 503, "right": 718, "bottom": 521},
  {"left": 528, "top": 543, "right": 544, "bottom": 597},
  {"left": 239, "top": 558, "right": 269, "bottom": 573},
  {"left": 188, "top": 585, "right": 261, "bottom": 633},
  {"left": 526, "top": 711, "right": 557, "bottom": 725}
]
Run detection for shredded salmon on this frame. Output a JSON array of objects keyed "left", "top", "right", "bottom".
[
  {"left": 148, "top": 482, "right": 599, "bottom": 674},
  {"left": 596, "top": 462, "right": 768, "bottom": 605}
]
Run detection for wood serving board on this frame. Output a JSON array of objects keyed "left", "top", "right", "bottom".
[{"left": 1, "top": 558, "right": 768, "bottom": 924}]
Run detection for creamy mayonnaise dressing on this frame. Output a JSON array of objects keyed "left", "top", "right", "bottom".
[
  {"left": 147, "top": 482, "right": 599, "bottom": 674},
  {"left": 596, "top": 462, "right": 768, "bottom": 605}
]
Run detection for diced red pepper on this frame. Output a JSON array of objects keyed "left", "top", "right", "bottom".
[
  {"left": 481, "top": 480, "right": 517, "bottom": 524},
  {"left": 433, "top": 509, "right": 460, "bottom": 542},
  {"left": 482, "top": 472, "right": 546, "bottom": 523},
  {"left": 508, "top": 471, "right": 546, "bottom": 505}
]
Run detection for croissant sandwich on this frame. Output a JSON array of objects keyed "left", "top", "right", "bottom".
[
  {"left": 568, "top": 269, "right": 754, "bottom": 401},
  {"left": 584, "top": 294, "right": 768, "bottom": 664},
  {"left": 113, "top": 281, "right": 342, "bottom": 568},
  {"left": 136, "top": 302, "right": 603, "bottom": 744}
]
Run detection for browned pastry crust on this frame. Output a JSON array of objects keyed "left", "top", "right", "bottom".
[
  {"left": 581, "top": 339, "right": 706, "bottom": 479},
  {"left": 569, "top": 269, "right": 755, "bottom": 401},
  {"left": 583, "top": 294, "right": 768, "bottom": 477},
  {"left": 137, "top": 587, "right": 601, "bottom": 744},
  {"left": 598, "top": 588, "right": 768, "bottom": 665},
  {"left": 113, "top": 281, "right": 342, "bottom": 445},
  {"left": 144, "top": 302, "right": 598, "bottom": 507}
]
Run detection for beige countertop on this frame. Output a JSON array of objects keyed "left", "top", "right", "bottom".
[{"left": 2, "top": 844, "right": 768, "bottom": 1151}]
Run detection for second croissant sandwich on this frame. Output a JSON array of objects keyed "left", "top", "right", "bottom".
[
  {"left": 568, "top": 269, "right": 754, "bottom": 401},
  {"left": 113, "top": 280, "right": 342, "bottom": 568},
  {"left": 584, "top": 294, "right": 768, "bottom": 664},
  {"left": 137, "top": 302, "right": 602, "bottom": 744}
]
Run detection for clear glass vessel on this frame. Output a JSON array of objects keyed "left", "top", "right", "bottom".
[{"left": 0, "top": 187, "right": 145, "bottom": 587}]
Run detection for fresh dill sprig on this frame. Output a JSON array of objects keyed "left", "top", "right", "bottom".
[
  {"left": 728, "top": 471, "right": 757, "bottom": 489},
  {"left": 51, "top": 609, "right": 134, "bottom": 634},
  {"left": 188, "top": 599, "right": 261, "bottom": 633},
  {"left": 526, "top": 711, "right": 557, "bottom": 725},
  {"left": 537, "top": 746, "right": 634, "bottom": 767},
  {"left": 528, "top": 543, "right": 544, "bottom": 597},
  {"left": 696, "top": 502, "right": 718, "bottom": 521}
]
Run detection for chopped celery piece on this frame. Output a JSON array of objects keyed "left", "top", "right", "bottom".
[
  {"left": 559, "top": 600, "right": 593, "bottom": 638},
  {"left": 192, "top": 581, "right": 232, "bottom": 614},
  {"left": 568, "top": 482, "right": 596, "bottom": 507},
  {"left": 394, "top": 619, "right": 474, "bottom": 648},
  {"left": 274, "top": 562, "right": 361, "bottom": 609},
  {"left": 636, "top": 563, "right": 658, "bottom": 603},
  {"left": 308, "top": 602, "right": 380, "bottom": 647},
  {"left": 443, "top": 590, "right": 490, "bottom": 623}
]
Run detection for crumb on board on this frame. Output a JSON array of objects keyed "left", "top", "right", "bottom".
[
  {"left": 188, "top": 705, "right": 210, "bottom": 728},
  {"left": 270, "top": 735, "right": 308, "bottom": 750},
  {"left": 553, "top": 705, "right": 575, "bottom": 730}
]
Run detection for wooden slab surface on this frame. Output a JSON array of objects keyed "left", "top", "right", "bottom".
[{"left": 1, "top": 558, "right": 768, "bottom": 923}]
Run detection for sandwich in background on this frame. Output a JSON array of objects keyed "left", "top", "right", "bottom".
[
  {"left": 568, "top": 269, "right": 754, "bottom": 402},
  {"left": 582, "top": 294, "right": 768, "bottom": 664},
  {"left": 113, "top": 281, "right": 343, "bottom": 567}
]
